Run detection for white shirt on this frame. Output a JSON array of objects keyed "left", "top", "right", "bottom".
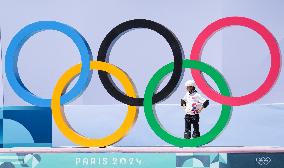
[{"left": 182, "top": 91, "right": 207, "bottom": 115}]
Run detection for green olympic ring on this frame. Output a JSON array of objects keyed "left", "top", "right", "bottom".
[{"left": 143, "top": 59, "right": 232, "bottom": 147}]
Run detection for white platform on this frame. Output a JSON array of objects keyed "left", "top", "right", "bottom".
[{"left": 1, "top": 146, "right": 284, "bottom": 153}]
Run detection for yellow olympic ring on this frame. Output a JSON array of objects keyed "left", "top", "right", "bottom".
[{"left": 51, "top": 61, "right": 138, "bottom": 147}]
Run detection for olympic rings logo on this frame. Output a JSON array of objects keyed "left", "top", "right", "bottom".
[{"left": 4, "top": 17, "right": 281, "bottom": 147}]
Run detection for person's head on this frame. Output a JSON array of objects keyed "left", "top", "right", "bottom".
[{"left": 185, "top": 80, "right": 196, "bottom": 93}]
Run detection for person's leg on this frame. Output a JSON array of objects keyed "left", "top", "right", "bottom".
[
  {"left": 184, "top": 114, "right": 191, "bottom": 139},
  {"left": 192, "top": 114, "right": 200, "bottom": 138}
]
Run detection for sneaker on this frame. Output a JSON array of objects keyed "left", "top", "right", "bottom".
[
  {"left": 192, "top": 131, "right": 200, "bottom": 138},
  {"left": 184, "top": 131, "right": 191, "bottom": 139}
]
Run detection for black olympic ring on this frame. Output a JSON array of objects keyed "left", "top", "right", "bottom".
[{"left": 97, "top": 19, "right": 184, "bottom": 106}]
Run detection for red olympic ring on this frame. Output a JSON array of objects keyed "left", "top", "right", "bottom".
[{"left": 190, "top": 16, "right": 281, "bottom": 106}]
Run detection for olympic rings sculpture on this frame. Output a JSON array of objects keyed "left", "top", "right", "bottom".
[{"left": 4, "top": 16, "right": 281, "bottom": 147}]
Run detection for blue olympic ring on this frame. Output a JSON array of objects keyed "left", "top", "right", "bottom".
[{"left": 5, "top": 21, "right": 92, "bottom": 107}]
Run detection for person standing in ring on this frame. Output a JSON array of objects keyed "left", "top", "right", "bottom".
[{"left": 181, "top": 80, "right": 209, "bottom": 139}]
